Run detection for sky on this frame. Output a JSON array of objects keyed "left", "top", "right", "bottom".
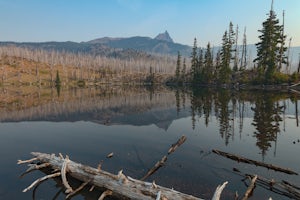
[{"left": 1, "top": 0, "right": 300, "bottom": 47}]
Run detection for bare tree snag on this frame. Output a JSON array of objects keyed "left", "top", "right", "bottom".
[
  {"left": 20, "top": 152, "right": 210, "bottom": 200},
  {"left": 212, "top": 149, "right": 298, "bottom": 175}
]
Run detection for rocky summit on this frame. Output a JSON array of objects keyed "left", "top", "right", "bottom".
[{"left": 154, "top": 31, "right": 174, "bottom": 43}]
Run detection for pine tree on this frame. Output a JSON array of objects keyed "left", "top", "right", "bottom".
[
  {"left": 214, "top": 50, "right": 221, "bottom": 81},
  {"left": 219, "top": 30, "right": 232, "bottom": 84},
  {"left": 254, "top": 1, "right": 286, "bottom": 82},
  {"left": 175, "top": 51, "right": 181, "bottom": 82},
  {"left": 55, "top": 70, "right": 61, "bottom": 86},
  {"left": 203, "top": 42, "right": 214, "bottom": 83},
  {"left": 196, "top": 48, "right": 204, "bottom": 83},
  {"left": 181, "top": 58, "right": 186, "bottom": 82},
  {"left": 190, "top": 38, "right": 198, "bottom": 83}
]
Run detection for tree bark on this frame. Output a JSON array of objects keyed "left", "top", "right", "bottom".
[{"left": 27, "top": 152, "right": 203, "bottom": 200}]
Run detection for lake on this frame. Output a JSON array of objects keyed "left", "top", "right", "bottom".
[{"left": 0, "top": 86, "right": 299, "bottom": 199}]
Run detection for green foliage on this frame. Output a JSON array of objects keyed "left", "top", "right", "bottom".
[
  {"left": 272, "top": 72, "right": 289, "bottom": 84},
  {"left": 55, "top": 70, "right": 61, "bottom": 86},
  {"left": 175, "top": 51, "right": 181, "bottom": 82},
  {"left": 145, "top": 66, "right": 155, "bottom": 85},
  {"left": 290, "top": 72, "right": 300, "bottom": 83},
  {"left": 254, "top": 8, "right": 287, "bottom": 81},
  {"left": 77, "top": 80, "right": 86, "bottom": 87},
  {"left": 190, "top": 38, "right": 198, "bottom": 82},
  {"left": 203, "top": 42, "right": 214, "bottom": 83}
]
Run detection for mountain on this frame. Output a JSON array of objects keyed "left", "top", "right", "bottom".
[
  {"left": 154, "top": 31, "right": 174, "bottom": 43},
  {"left": 0, "top": 31, "right": 191, "bottom": 57},
  {"left": 85, "top": 32, "right": 191, "bottom": 56}
]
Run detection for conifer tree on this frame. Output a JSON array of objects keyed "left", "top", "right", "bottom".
[
  {"left": 214, "top": 50, "right": 221, "bottom": 81},
  {"left": 219, "top": 30, "right": 232, "bottom": 84},
  {"left": 181, "top": 58, "right": 186, "bottom": 82},
  {"left": 203, "top": 42, "right": 214, "bottom": 83},
  {"left": 190, "top": 38, "right": 198, "bottom": 83},
  {"left": 196, "top": 48, "right": 204, "bottom": 83},
  {"left": 55, "top": 70, "right": 61, "bottom": 86},
  {"left": 254, "top": 1, "right": 286, "bottom": 82},
  {"left": 175, "top": 51, "right": 181, "bottom": 82}
]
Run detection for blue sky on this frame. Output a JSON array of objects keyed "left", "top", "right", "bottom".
[{"left": 1, "top": 0, "right": 299, "bottom": 46}]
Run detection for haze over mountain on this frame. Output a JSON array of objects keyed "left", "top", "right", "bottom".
[
  {"left": 0, "top": 31, "right": 192, "bottom": 57},
  {"left": 1, "top": 31, "right": 299, "bottom": 71}
]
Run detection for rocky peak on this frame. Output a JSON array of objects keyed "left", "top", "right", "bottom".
[{"left": 154, "top": 31, "right": 174, "bottom": 43}]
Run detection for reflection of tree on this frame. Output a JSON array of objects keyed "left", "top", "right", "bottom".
[
  {"left": 290, "top": 95, "right": 299, "bottom": 127},
  {"left": 190, "top": 88, "right": 212, "bottom": 129},
  {"left": 175, "top": 89, "right": 180, "bottom": 115},
  {"left": 216, "top": 90, "right": 232, "bottom": 145},
  {"left": 251, "top": 93, "right": 283, "bottom": 160}
]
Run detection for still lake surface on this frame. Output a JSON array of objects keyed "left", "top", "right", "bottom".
[{"left": 0, "top": 86, "right": 300, "bottom": 199}]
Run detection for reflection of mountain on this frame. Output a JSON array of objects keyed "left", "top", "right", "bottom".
[
  {"left": 108, "top": 107, "right": 190, "bottom": 130},
  {"left": 0, "top": 87, "right": 191, "bottom": 130}
]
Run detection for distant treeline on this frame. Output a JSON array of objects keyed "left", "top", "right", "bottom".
[{"left": 0, "top": 45, "right": 180, "bottom": 86}]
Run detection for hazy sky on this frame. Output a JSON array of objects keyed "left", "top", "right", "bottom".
[{"left": 1, "top": 0, "right": 299, "bottom": 46}]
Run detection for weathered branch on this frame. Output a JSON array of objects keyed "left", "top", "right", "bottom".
[
  {"left": 22, "top": 172, "right": 61, "bottom": 192},
  {"left": 61, "top": 155, "right": 73, "bottom": 193},
  {"left": 17, "top": 157, "right": 38, "bottom": 164},
  {"left": 212, "top": 181, "right": 228, "bottom": 200},
  {"left": 213, "top": 149, "right": 298, "bottom": 175},
  {"left": 98, "top": 190, "right": 113, "bottom": 200},
  {"left": 66, "top": 181, "right": 90, "bottom": 199},
  {"left": 241, "top": 175, "right": 257, "bottom": 200}
]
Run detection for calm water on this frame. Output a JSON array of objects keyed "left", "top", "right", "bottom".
[{"left": 0, "top": 86, "right": 300, "bottom": 199}]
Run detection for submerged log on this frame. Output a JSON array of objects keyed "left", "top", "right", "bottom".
[
  {"left": 141, "top": 135, "right": 187, "bottom": 181},
  {"left": 212, "top": 149, "right": 298, "bottom": 175},
  {"left": 19, "top": 152, "right": 229, "bottom": 200},
  {"left": 232, "top": 168, "right": 300, "bottom": 199}
]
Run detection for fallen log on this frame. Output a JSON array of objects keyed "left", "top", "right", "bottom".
[
  {"left": 212, "top": 149, "right": 298, "bottom": 175},
  {"left": 18, "top": 152, "right": 228, "bottom": 200}
]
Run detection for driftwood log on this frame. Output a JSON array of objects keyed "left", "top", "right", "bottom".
[
  {"left": 18, "top": 152, "right": 228, "bottom": 200},
  {"left": 212, "top": 149, "right": 298, "bottom": 175}
]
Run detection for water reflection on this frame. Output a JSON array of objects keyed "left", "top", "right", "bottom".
[
  {"left": 1, "top": 86, "right": 300, "bottom": 199},
  {"left": 1, "top": 86, "right": 299, "bottom": 158},
  {"left": 179, "top": 88, "right": 300, "bottom": 158}
]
